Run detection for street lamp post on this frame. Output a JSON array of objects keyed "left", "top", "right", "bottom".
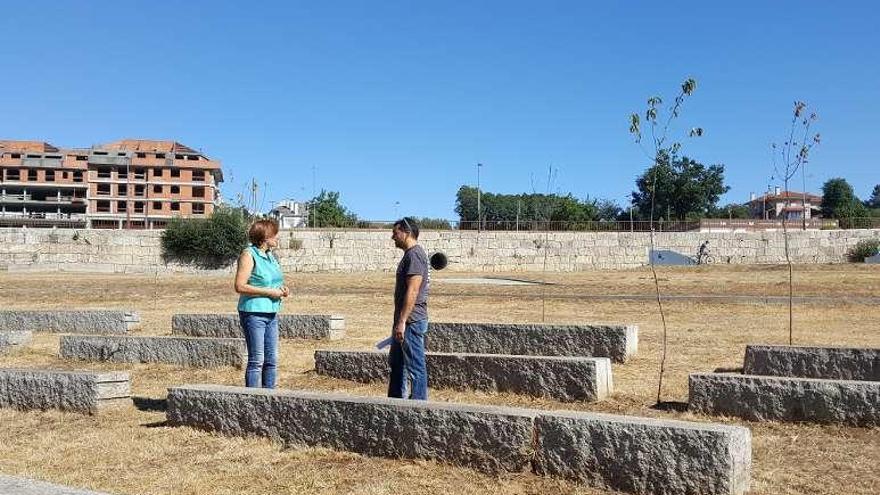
[{"left": 476, "top": 162, "right": 482, "bottom": 232}]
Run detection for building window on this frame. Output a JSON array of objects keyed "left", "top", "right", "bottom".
[
  {"left": 192, "top": 186, "right": 205, "bottom": 198},
  {"left": 170, "top": 168, "right": 181, "bottom": 178},
  {"left": 118, "top": 185, "right": 128, "bottom": 196},
  {"left": 134, "top": 185, "right": 145, "bottom": 197},
  {"left": 6, "top": 169, "right": 20, "bottom": 180},
  {"left": 93, "top": 151, "right": 108, "bottom": 156},
  {"left": 134, "top": 167, "right": 145, "bottom": 179},
  {"left": 154, "top": 168, "right": 164, "bottom": 177},
  {"left": 192, "top": 203, "right": 205, "bottom": 215},
  {"left": 156, "top": 153, "right": 165, "bottom": 159},
  {"left": 73, "top": 171, "right": 83, "bottom": 182},
  {"left": 117, "top": 201, "right": 127, "bottom": 212},
  {"left": 46, "top": 170, "right": 55, "bottom": 181},
  {"left": 152, "top": 201, "right": 163, "bottom": 211},
  {"left": 170, "top": 185, "right": 180, "bottom": 194},
  {"left": 175, "top": 154, "right": 184, "bottom": 159},
  {"left": 192, "top": 170, "right": 205, "bottom": 181},
  {"left": 97, "top": 183, "right": 111, "bottom": 196},
  {"left": 11, "top": 153, "right": 20, "bottom": 159},
  {"left": 187, "top": 155, "right": 199, "bottom": 161},
  {"left": 136, "top": 152, "right": 146, "bottom": 158},
  {"left": 134, "top": 202, "right": 145, "bottom": 213},
  {"left": 117, "top": 152, "right": 126, "bottom": 157},
  {"left": 96, "top": 200, "right": 111, "bottom": 213},
  {"left": 97, "top": 167, "right": 112, "bottom": 179},
  {"left": 170, "top": 202, "right": 180, "bottom": 212},
  {"left": 153, "top": 185, "right": 163, "bottom": 194},
  {"left": 118, "top": 168, "right": 128, "bottom": 179},
  {"left": 75, "top": 155, "right": 87, "bottom": 161},
  {"left": 62, "top": 171, "right": 69, "bottom": 179},
  {"left": 28, "top": 169, "right": 38, "bottom": 181}
]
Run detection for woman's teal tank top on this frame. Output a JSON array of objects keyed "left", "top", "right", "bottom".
[{"left": 237, "top": 245, "right": 284, "bottom": 313}]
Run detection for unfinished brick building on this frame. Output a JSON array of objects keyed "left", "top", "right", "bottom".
[{"left": 0, "top": 139, "right": 223, "bottom": 229}]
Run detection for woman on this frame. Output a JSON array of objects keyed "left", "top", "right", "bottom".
[{"left": 234, "top": 219, "right": 289, "bottom": 388}]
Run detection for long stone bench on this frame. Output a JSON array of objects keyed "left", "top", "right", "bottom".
[
  {"left": 314, "top": 349, "right": 612, "bottom": 402},
  {"left": 0, "top": 475, "right": 111, "bottom": 495},
  {"left": 0, "top": 368, "right": 130, "bottom": 414},
  {"left": 426, "top": 322, "right": 637, "bottom": 363},
  {"left": 167, "top": 385, "right": 751, "bottom": 494},
  {"left": 689, "top": 373, "right": 880, "bottom": 426},
  {"left": 0, "top": 310, "right": 138, "bottom": 334},
  {"left": 60, "top": 335, "right": 246, "bottom": 368},
  {"left": 0, "top": 330, "right": 32, "bottom": 353},
  {"left": 171, "top": 313, "right": 345, "bottom": 340},
  {"left": 534, "top": 410, "right": 751, "bottom": 495},
  {"left": 743, "top": 344, "right": 880, "bottom": 381}
]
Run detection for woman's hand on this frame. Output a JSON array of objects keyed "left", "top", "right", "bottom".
[
  {"left": 280, "top": 286, "right": 290, "bottom": 298},
  {"left": 266, "top": 288, "right": 285, "bottom": 299}
]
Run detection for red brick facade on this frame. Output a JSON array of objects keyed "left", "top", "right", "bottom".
[{"left": 0, "top": 139, "right": 222, "bottom": 229}]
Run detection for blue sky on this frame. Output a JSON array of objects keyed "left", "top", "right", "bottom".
[{"left": 1, "top": 1, "right": 877, "bottom": 219}]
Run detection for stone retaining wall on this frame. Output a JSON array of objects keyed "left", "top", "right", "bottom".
[
  {"left": 60, "top": 335, "right": 246, "bottom": 368},
  {"left": 0, "top": 368, "right": 130, "bottom": 414},
  {"left": 1, "top": 227, "right": 877, "bottom": 273},
  {"left": 167, "top": 385, "right": 751, "bottom": 494},
  {"left": 0, "top": 310, "right": 138, "bottom": 334},
  {"left": 171, "top": 313, "right": 345, "bottom": 340},
  {"left": 427, "top": 322, "right": 637, "bottom": 363},
  {"left": 314, "top": 350, "right": 612, "bottom": 402},
  {"left": 689, "top": 373, "right": 880, "bottom": 425},
  {"left": 743, "top": 345, "right": 880, "bottom": 381}
]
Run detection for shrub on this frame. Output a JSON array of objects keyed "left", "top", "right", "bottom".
[
  {"left": 847, "top": 238, "right": 880, "bottom": 262},
  {"left": 161, "top": 207, "right": 249, "bottom": 267}
]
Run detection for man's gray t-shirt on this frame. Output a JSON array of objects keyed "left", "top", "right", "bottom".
[{"left": 394, "top": 245, "right": 429, "bottom": 325}]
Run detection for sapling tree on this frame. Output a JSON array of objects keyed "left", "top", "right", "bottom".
[
  {"left": 629, "top": 77, "right": 703, "bottom": 405},
  {"left": 771, "top": 101, "right": 820, "bottom": 345}
]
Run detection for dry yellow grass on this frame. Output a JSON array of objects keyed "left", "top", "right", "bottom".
[{"left": 0, "top": 264, "right": 878, "bottom": 494}]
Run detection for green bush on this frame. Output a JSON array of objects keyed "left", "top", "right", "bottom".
[
  {"left": 161, "top": 207, "right": 249, "bottom": 267},
  {"left": 847, "top": 238, "right": 880, "bottom": 262}
]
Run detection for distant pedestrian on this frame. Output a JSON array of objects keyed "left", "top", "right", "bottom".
[
  {"left": 234, "top": 219, "right": 289, "bottom": 388},
  {"left": 387, "top": 217, "right": 430, "bottom": 400}
]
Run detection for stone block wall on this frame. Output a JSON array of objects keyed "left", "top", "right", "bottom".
[{"left": 1, "top": 227, "right": 878, "bottom": 273}]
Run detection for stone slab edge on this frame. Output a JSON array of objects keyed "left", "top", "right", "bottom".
[
  {"left": 426, "top": 322, "right": 637, "bottom": 362},
  {"left": 314, "top": 349, "right": 613, "bottom": 402},
  {"left": 0, "top": 310, "right": 139, "bottom": 334},
  {"left": 0, "top": 368, "right": 131, "bottom": 414},
  {"left": 689, "top": 372, "right": 880, "bottom": 426},
  {"left": 0, "top": 330, "right": 33, "bottom": 349},
  {"left": 59, "top": 335, "right": 246, "bottom": 369},
  {"left": 171, "top": 313, "right": 345, "bottom": 340},
  {"left": 167, "top": 384, "right": 751, "bottom": 495},
  {"left": 0, "top": 475, "right": 111, "bottom": 495},
  {"left": 743, "top": 344, "right": 880, "bottom": 381}
]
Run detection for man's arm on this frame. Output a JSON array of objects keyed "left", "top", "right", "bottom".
[{"left": 394, "top": 274, "right": 423, "bottom": 341}]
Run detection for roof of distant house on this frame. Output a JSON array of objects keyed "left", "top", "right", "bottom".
[{"left": 749, "top": 191, "right": 823, "bottom": 204}]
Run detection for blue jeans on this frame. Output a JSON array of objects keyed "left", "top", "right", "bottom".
[
  {"left": 239, "top": 311, "right": 279, "bottom": 388},
  {"left": 388, "top": 319, "right": 428, "bottom": 400}
]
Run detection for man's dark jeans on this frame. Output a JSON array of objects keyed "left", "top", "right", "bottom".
[{"left": 388, "top": 319, "right": 428, "bottom": 400}]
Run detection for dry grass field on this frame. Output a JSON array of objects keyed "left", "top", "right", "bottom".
[{"left": 0, "top": 264, "right": 878, "bottom": 495}]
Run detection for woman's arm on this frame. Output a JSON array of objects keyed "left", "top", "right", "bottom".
[{"left": 234, "top": 250, "right": 283, "bottom": 298}]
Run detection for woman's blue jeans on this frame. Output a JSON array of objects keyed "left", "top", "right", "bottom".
[
  {"left": 387, "top": 319, "right": 428, "bottom": 400},
  {"left": 239, "top": 311, "right": 279, "bottom": 388}
]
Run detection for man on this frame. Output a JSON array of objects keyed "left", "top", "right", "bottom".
[{"left": 388, "top": 217, "right": 430, "bottom": 400}]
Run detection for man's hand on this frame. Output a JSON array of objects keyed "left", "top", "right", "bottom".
[{"left": 393, "top": 321, "right": 406, "bottom": 342}]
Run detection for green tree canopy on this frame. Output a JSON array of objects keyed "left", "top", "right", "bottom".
[
  {"left": 309, "top": 190, "right": 358, "bottom": 227},
  {"left": 631, "top": 156, "right": 729, "bottom": 220},
  {"left": 867, "top": 184, "right": 880, "bottom": 209},
  {"left": 821, "top": 178, "right": 867, "bottom": 219},
  {"left": 454, "top": 186, "right": 615, "bottom": 228}
]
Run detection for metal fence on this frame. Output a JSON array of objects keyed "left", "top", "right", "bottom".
[{"left": 300, "top": 217, "right": 878, "bottom": 232}]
